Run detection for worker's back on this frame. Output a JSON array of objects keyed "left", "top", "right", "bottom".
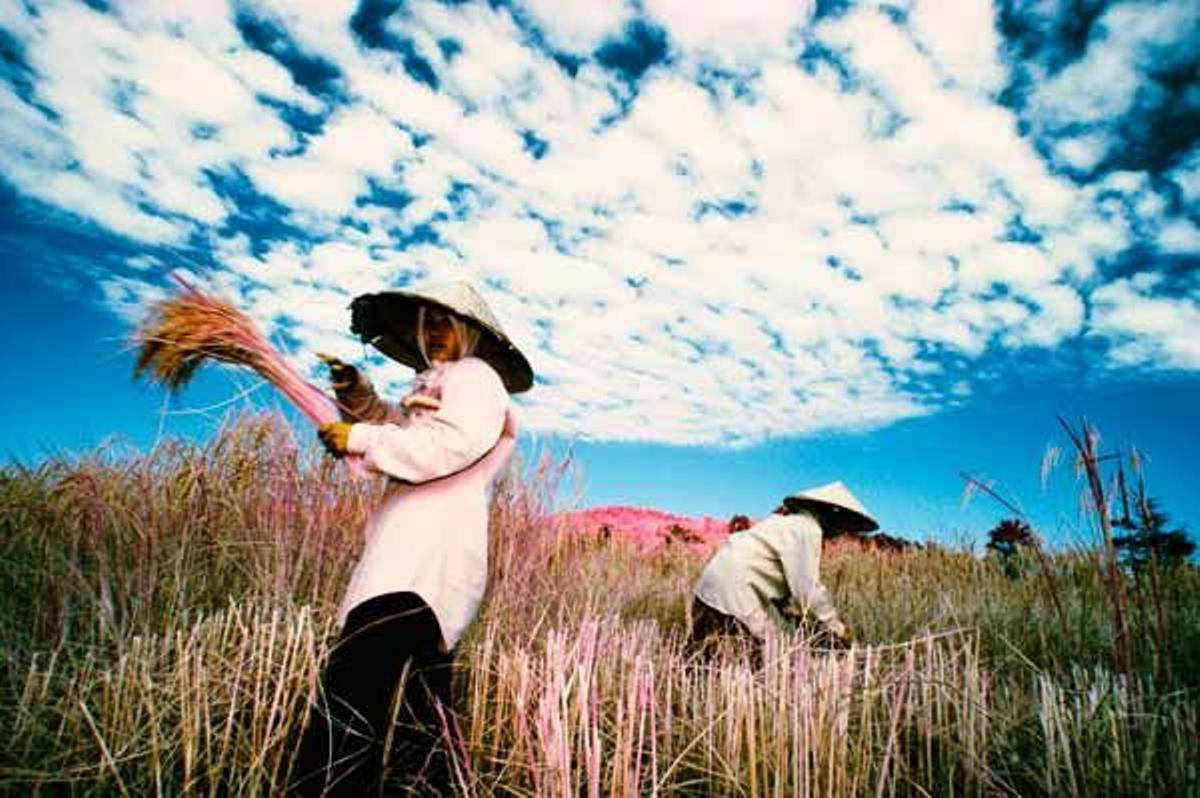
[{"left": 694, "top": 510, "right": 823, "bottom": 639}]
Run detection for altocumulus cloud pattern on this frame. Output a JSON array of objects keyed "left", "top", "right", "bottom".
[{"left": 1, "top": 0, "right": 1197, "bottom": 446}]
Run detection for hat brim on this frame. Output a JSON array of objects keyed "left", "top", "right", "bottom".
[
  {"left": 350, "top": 291, "right": 534, "bottom": 394},
  {"left": 785, "top": 497, "right": 879, "bottom": 533}
]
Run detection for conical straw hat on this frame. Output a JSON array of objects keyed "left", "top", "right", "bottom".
[
  {"left": 350, "top": 281, "right": 534, "bottom": 393},
  {"left": 786, "top": 481, "right": 879, "bottom": 532}
]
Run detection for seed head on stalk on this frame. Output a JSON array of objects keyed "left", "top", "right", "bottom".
[{"left": 133, "top": 274, "right": 367, "bottom": 476}]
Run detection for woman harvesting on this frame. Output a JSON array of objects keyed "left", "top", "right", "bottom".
[
  {"left": 291, "top": 281, "right": 532, "bottom": 796},
  {"left": 691, "top": 482, "right": 877, "bottom": 654}
]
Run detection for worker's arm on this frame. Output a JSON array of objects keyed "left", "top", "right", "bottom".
[
  {"left": 774, "top": 514, "right": 846, "bottom": 637},
  {"left": 739, "top": 596, "right": 779, "bottom": 641},
  {"left": 318, "top": 352, "right": 402, "bottom": 423},
  {"left": 345, "top": 358, "right": 508, "bottom": 482}
]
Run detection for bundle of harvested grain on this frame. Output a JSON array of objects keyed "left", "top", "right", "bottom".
[{"left": 134, "top": 276, "right": 365, "bottom": 475}]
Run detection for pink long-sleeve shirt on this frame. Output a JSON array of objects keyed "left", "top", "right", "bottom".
[{"left": 339, "top": 356, "right": 515, "bottom": 649}]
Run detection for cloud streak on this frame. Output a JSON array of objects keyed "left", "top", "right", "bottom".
[{"left": 1, "top": 0, "right": 1196, "bottom": 446}]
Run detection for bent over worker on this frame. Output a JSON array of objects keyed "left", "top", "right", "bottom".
[
  {"left": 291, "top": 281, "right": 533, "bottom": 797},
  {"left": 691, "top": 481, "right": 878, "bottom": 650}
]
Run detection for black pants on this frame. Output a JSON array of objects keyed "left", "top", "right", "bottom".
[
  {"left": 689, "top": 597, "right": 764, "bottom": 667},
  {"left": 690, "top": 597, "right": 750, "bottom": 643},
  {"left": 291, "top": 592, "right": 454, "bottom": 797},
  {"left": 690, "top": 598, "right": 846, "bottom": 660}
]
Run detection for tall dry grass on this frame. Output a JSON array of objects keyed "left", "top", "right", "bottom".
[{"left": 1, "top": 413, "right": 1197, "bottom": 796}]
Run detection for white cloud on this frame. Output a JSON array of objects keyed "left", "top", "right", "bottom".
[
  {"left": 310, "top": 107, "right": 414, "bottom": 173},
  {"left": 0, "top": 81, "right": 70, "bottom": 181},
  {"left": 244, "top": 106, "right": 414, "bottom": 217},
  {"left": 2, "top": 0, "right": 1195, "bottom": 446},
  {"left": 1, "top": 1, "right": 310, "bottom": 242},
  {"left": 876, "top": 209, "right": 1005, "bottom": 258},
  {"left": 247, "top": 157, "right": 363, "bottom": 216},
  {"left": 417, "top": 1, "right": 547, "bottom": 106},
  {"left": 963, "top": 241, "right": 1059, "bottom": 292},
  {"left": 0, "top": 2, "right": 36, "bottom": 37},
  {"left": 100, "top": 275, "right": 167, "bottom": 324},
  {"left": 1091, "top": 275, "right": 1200, "bottom": 370},
  {"left": 1026, "top": 0, "right": 1199, "bottom": 156},
  {"left": 908, "top": 0, "right": 1006, "bottom": 95},
  {"left": 130, "top": 34, "right": 263, "bottom": 125},
  {"left": 1052, "top": 133, "right": 1110, "bottom": 173},
  {"left": 519, "top": 0, "right": 633, "bottom": 53},
  {"left": 1157, "top": 219, "right": 1200, "bottom": 253},
  {"left": 1167, "top": 149, "right": 1200, "bottom": 205},
  {"left": 644, "top": 0, "right": 815, "bottom": 61},
  {"left": 1019, "top": 283, "right": 1086, "bottom": 347}
]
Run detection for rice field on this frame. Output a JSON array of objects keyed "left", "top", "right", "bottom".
[{"left": 1, "top": 413, "right": 1197, "bottom": 796}]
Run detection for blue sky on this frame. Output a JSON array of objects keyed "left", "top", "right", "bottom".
[{"left": 1, "top": 0, "right": 1198, "bottom": 546}]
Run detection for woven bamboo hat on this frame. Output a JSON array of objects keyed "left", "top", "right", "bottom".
[
  {"left": 786, "top": 481, "right": 879, "bottom": 533},
  {"left": 350, "top": 281, "right": 534, "bottom": 393}
]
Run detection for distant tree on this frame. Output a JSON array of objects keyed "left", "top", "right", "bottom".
[
  {"left": 868, "top": 532, "right": 917, "bottom": 552},
  {"left": 1113, "top": 497, "right": 1195, "bottom": 573},
  {"left": 728, "top": 514, "right": 751, "bottom": 534},
  {"left": 666, "top": 523, "right": 701, "bottom": 545},
  {"left": 834, "top": 530, "right": 917, "bottom": 553},
  {"left": 986, "top": 519, "right": 1039, "bottom": 578}
]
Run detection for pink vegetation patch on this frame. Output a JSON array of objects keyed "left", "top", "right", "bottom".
[{"left": 554, "top": 505, "right": 732, "bottom": 552}]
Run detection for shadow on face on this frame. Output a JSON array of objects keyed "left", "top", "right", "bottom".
[
  {"left": 781, "top": 499, "right": 853, "bottom": 538},
  {"left": 420, "top": 307, "right": 463, "bottom": 362}
]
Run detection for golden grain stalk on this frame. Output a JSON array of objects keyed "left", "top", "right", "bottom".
[{"left": 133, "top": 277, "right": 349, "bottom": 442}]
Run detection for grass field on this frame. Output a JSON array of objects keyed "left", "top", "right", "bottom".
[{"left": 1, "top": 413, "right": 1197, "bottom": 796}]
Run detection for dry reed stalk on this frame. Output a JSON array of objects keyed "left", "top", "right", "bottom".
[
  {"left": 1057, "top": 417, "right": 1133, "bottom": 679},
  {"left": 6, "top": 602, "right": 325, "bottom": 795},
  {"left": 459, "top": 615, "right": 996, "bottom": 797},
  {"left": 6, "top": 422, "right": 1199, "bottom": 795},
  {"left": 133, "top": 276, "right": 366, "bottom": 477}
]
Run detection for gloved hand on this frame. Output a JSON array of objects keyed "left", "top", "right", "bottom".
[
  {"left": 318, "top": 422, "right": 352, "bottom": 458},
  {"left": 814, "top": 625, "right": 853, "bottom": 651},
  {"left": 830, "top": 626, "right": 855, "bottom": 650},
  {"left": 316, "top": 352, "right": 358, "bottom": 391}
]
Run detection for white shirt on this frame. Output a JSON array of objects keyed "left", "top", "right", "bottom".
[
  {"left": 340, "top": 357, "right": 515, "bottom": 649},
  {"left": 694, "top": 510, "right": 844, "bottom": 640}
]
